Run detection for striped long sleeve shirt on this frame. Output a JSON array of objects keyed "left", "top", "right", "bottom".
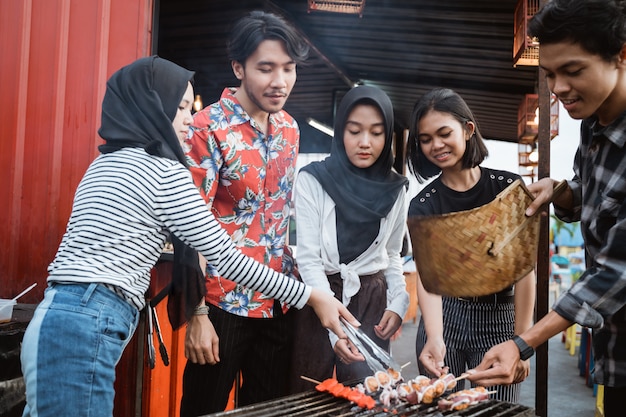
[{"left": 48, "top": 148, "right": 310, "bottom": 311}]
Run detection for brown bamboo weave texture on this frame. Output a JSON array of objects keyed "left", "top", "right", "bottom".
[{"left": 407, "top": 179, "right": 539, "bottom": 297}]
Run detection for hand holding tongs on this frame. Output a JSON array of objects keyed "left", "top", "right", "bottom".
[{"left": 339, "top": 317, "right": 401, "bottom": 373}]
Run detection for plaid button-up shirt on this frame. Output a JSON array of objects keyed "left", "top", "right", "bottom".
[{"left": 553, "top": 110, "right": 626, "bottom": 387}]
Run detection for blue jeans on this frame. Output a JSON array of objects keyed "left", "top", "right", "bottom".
[{"left": 21, "top": 283, "right": 139, "bottom": 417}]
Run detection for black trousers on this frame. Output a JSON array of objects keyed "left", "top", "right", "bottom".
[
  {"left": 180, "top": 304, "right": 293, "bottom": 416},
  {"left": 288, "top": 271, "right": 388, "bottom": 394},
  {"left": 603, "top": 386, "right": 626, "bottom": 417},
  {"left": 416, "top": 297, "right": 520, "bottom": 402}
]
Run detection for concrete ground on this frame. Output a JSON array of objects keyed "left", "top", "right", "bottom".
[{"left": 391, "top": 320, "right": 598, "bottom": 416}]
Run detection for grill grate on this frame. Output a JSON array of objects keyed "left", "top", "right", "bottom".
[{"left": 201, "top": 391, "right": 536, "bottom": 417}]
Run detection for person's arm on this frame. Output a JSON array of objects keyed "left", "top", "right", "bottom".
[
  {"left": 183, "top": 254, "right": 220, "bottom": 364},
  {"left": 183, "top": 112, "right": 222, "bottom": 363},
  {"left": 472, "top": 179, "right": 626, "bottom": 385},
  {"left": 374, "top": 310, "right": 403, "bottom": 341},
  {"left": 511, "top": 270, "right": 535, "bottom": 382},
  {"left": 468, "top": 176, "right": 577, "bottom": 384},
  {"left": 184, "top": 253, "right": 216, "bottom": 364},
  {"left": 525, "top": 177, "right": 575, "bottom": 217},
  {"left": 514, "top": 271, "right": 535, "bottom": 336},
  {"left": 468, "top": 309, "right": 572, "bottom": 386},
  {"left": 184, "top": 311, "right": 219, "bottom": 365},
  {"left": 159, "top": 166, "right": 360, "bottom": 343},
  {"left": 415, "top": 268, "right": 446, "bottom": 377},
  {"left": 375, "top": 192, "right": 409, "bottom": 340}
]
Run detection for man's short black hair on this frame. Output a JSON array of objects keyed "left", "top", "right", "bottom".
[
  {"left": 529, "top": 0, "right": 626, "bottom": 62},
  {"left": 227, "top": 10, "right": 309, "bottom": 66}
]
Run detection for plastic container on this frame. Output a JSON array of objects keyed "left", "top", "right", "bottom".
[{"left": 0, "top": 299, "right": 16, "bottom": 323}]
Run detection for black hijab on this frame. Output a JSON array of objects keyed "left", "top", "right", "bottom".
[
  {"left": 98, "top": 55, "right": 192, "bottom": 166},
  {"left": 302, "top": 85, "right": 408, "bottom": 263},
  {"left": 98, "top": 56, "right": 204, "bottom": 328}
]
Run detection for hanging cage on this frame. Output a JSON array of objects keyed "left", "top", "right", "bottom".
[{"left": 513, "top": 0, "right": 540, "bottom": 66}]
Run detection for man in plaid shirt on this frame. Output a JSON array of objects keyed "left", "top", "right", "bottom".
[{"left": 469, "top": 1, "right": 626, "bottom": 415}]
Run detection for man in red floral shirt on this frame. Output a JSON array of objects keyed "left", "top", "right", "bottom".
[{"left": 180, "top": 11, "right": 309, "bottom": 416}]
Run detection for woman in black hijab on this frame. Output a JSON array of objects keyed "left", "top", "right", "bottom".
[
  {"left": 19, "top": 56, "right": 357, "bottom": 417},
  {"left": 289, "top": 85, "right": 409, "bottom": 391},
  {"left": 99, "top": 55, "right": 205, "bottom": 330}
]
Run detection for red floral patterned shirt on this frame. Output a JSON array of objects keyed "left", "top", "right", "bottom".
[{"left": 186, "top": 88, "right": 299, "bottom": 318}]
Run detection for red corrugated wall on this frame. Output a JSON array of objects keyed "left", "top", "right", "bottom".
[
  {"left": 0, "top": 1, "right": 165, "bottom": 416},
  {"left": 0, "top": 0, "right": 153, "bottom": 302}
]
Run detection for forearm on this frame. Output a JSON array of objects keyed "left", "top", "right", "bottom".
[
  {"left": 185, "top": 312, "right": 219, "bottom": 364},
  {"left": 514, "top": 271, "right": 535, "bottom": 335},
  {"left": 416, "top": 270, "right": 443, "bottom": 339},
  {"left": 385, "top": 272, "right": 409, "bottom": 319},
  {"left": 526, "top": 177, "right": 578, "bottom": 218},
  {"left": 519, "top": 309, "right": 572, "bottom": 349}
]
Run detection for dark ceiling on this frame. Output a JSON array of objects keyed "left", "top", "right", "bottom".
[{"left": 156, "top": 0, "right": 539, "bottom": 153}]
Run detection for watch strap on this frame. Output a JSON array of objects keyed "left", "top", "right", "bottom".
[{"left": 512, "top": 335, "right": 534, "bottom": 360}]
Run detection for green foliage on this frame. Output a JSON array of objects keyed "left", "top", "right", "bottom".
[{"left": 550, "top": 214, "right": 579, "bottom": 242}]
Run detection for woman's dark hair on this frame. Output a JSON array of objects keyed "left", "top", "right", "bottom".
[
  {"left": 528, "top": 0, "right": 626, "bottom": 62},
  {"left": 227, "top": 11, "right": 309, "bottom": 66},
  {"left": 406, "top": 88, "right": 488, "bottom": 183}
]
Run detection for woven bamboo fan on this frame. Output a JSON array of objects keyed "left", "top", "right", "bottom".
[{"left": 407, "top": 179, "right": 540, "bottom": 297}]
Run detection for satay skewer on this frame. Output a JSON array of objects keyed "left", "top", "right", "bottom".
[
  {"left": 401, "top": 361, "right": 411, "bottom": 369},
  {"left": 304, "top": 375, "right": 378, "bottom": 410},
  {"left": 454, "top": 372, "right": 471, "bottom": 382},
  {"left": 300, "top": 375, "right": 322, "bottom": 384}
]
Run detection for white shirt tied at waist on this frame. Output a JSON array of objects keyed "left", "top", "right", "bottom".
[
  {"left": 339, "top": 263, "right": 361, "bottom": 305},
  {"left": 294, "top": 171, "right": 410, "bottom": 347},
  {"left": 322, "top": 263, "right": 369, "bottom": 306}
]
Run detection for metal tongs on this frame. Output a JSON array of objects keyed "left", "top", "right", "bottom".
[
  {"left": 145, "top": 303, "right": 170, "bottom": 369},
  {"left": 339, "top": 317, "right": 401, "bottom": 373},
  {"left": 146, "top": 305, "right": 156, "bottom": 369}
]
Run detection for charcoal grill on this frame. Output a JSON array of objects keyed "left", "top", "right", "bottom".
[{"left": 201, "top": 389, "right": 536, "bottom": 417}]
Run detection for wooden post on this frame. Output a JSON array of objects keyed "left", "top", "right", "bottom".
[{"left": 535, "top": 61, "right": 552, "bottom": 417}]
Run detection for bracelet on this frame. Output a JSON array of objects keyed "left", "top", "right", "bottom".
[{"left": 193, "top": 305, "right": 210, "bottom": 316}]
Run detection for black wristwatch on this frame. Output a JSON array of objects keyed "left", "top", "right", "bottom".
[{"left": 512, "top": 335, "right": 535, "bottom": 360}]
